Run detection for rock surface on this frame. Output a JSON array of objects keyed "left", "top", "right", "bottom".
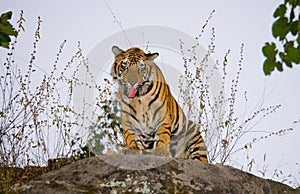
[{"left": 15, "top": 155, "right": 299, "bottom": 194}]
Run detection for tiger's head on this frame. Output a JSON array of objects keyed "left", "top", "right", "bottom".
[{"left": 111, "top": 46, "right": 159, "bottom": 99}]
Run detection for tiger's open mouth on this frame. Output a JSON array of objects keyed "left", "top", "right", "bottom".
[
  {"left": 123, "top": 82, "right": 153, "bottom": 99},
  {"left": 127, "top": 87, "right": 138, "bottom": 98}
]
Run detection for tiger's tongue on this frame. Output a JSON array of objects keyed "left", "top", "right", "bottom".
[{"left": 127, "top": 88, "right": 137, "bottom": 98}]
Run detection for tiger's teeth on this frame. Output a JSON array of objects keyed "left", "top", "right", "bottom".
[{"left": 128, "top": 88, "right": 137, "bottom": 98}]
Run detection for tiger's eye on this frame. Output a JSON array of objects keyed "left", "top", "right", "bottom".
[{"left": 122, "top": 61, "right": 129, "bottom": 70}]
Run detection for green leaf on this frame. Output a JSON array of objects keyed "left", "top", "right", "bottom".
[
  {"left": 0, "top": 42, "right": 9, "bottom": 48},
  {"left": 0, "top": 11, "right": 18, "bottom": 48},
  {"left": 0, "top": 32, "right": 11, "bottom": 48},
  {"left": 273, "top": 4, "right": 286, "bottom": 18},
  {"left": 284, "top": 40, "right": 294, "bottom": 50},
  {"left": 279, "top": 52, "right": 293, "bottom": 67},
  {"left": 262, "top": 1, "right": 300, "bottom": 75},
  {"left": 0, "top": 11, "right": 13, "bottom": 22},
  {"left": 272, "top": 17, "right": 290, "bottom": 40},
  {"left": 200, "top": 103, "right": 205, "bottom": 109},
  {"left": 287, "top": 0, "right": 300, "bottom": 7},
  {"left": 0, "top": 32, "right": 11, "bottom": 42},
  {"left": 275, "top": 61, "right": 283, "bottom": 72},
  {"left": 0, "top": 23, "right": 18, "bottom": 36},
  {"left": 262, "top": 42, "right": 277, "bottom": 60},
  {"left": 262, "top": 42, "right": 279, "bottom": 75},
  {"left": 290, "top": 21, "right": 298, "bottom": 36},
  {"left": 287, "top": 46, "right": 300, "bottom": 63},
  {"left": 263, "top": 59, "right": 275, "bottom": 75},
  {"left": 0, "top": 111, "right": 6, "bottom": 118}
]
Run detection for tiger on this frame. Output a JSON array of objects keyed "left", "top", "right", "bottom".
[{"left": 111, "top": 46, "right": 208, "bottom": 162}]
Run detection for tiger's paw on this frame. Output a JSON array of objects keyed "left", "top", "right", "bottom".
[
  {"left": 105, "top": 149, "right": 117, "bottom": 155},
  {"left": 119, "top": 148, "right": 142, "bottom": 155},
  {"left": 151, "top": 145, "right": 172, "bottom": 157}
]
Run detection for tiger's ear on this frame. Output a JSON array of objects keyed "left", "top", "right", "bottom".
[
  {"left": 112, "top": 46, "right": 124, "bottom": 57},
  {"left": 145, "top": 52, "right": 159, "bottom": 61}
]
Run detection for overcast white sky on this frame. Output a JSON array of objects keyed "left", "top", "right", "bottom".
[{"left": 1, "top": 0, "right": 300, "bottom": 187}]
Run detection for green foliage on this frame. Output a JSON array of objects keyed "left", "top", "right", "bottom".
[
  {"left": 87, "top": 79, "right": 124, "bottom": 155},
  {"left": 0, "top": 11, "right": 18, "bottom": 48},
  {"left": 262, "top": 0, "right": 300, "bottom": 75},
  {"left": 72, "top": 145, "right": 95, "bottom": 160}
]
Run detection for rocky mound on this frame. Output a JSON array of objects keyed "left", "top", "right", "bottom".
[{"left": 13, "top": 155, "right": 299, "bottom": 193}]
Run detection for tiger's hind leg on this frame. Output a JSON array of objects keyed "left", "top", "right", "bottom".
[
  {"left": 186, "top": 123, "right": 208, "bottom": 162},
  {"left": 172, "top": 120, "right": 208, "bottom": 162}
]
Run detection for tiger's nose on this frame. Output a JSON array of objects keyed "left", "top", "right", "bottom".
[
  {"left": 127, "top": 70, "right": 138, "bottom": 85},
  {"left": 128, "top": 79, "right": 136, "bottom": 85}
]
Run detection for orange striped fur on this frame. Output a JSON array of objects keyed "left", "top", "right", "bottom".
[{"left": 111, "top": 46, "right": 208, "bottom": 162}]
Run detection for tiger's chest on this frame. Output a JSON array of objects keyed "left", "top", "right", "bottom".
[{"left": 120, "top": 96, "right": 167, "bottom": 136}]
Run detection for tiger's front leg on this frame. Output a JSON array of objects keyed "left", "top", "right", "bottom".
[
  {"left": 151, "top": 124, "right": 172, "bottom": 157},
  {"left": 121, "top": 128, "right": 144, "bottom": 155}
]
